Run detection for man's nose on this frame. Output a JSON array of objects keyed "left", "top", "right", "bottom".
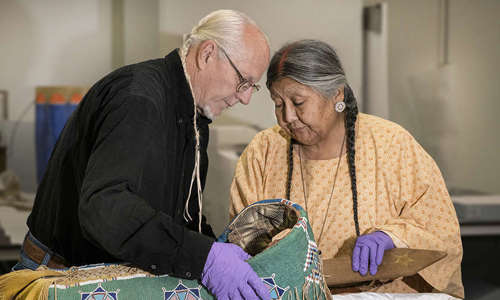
[{"left": 236, "top": 88, "right": 252, "bottom": 105}]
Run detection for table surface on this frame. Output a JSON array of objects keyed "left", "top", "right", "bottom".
[{"left": 332, "top": 292, "right": 459, "bottom": 299}]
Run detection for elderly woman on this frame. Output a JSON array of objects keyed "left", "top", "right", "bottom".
[{"left": 229, "top": 40, "right": 463, "bottom": 297}]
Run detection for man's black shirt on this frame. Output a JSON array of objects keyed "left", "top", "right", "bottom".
[{"left": 27, "top": 50, "right": 215, "bottom": 279}]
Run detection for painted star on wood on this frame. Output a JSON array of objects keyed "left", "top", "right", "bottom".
[{"left": 393, "top": 252, "right": 415, "bottom": 267}]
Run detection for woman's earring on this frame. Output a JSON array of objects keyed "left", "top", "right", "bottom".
[{"left": 335, "top": 101, "right": 346, "bottom": 112}]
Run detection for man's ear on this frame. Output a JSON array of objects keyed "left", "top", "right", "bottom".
[{"left": 196, "top": 40, "right": 217, "bottom": 70}]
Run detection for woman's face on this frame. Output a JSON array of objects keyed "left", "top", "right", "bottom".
[{"left": 270, "top": 78, "right": 343, "bottom": 146}]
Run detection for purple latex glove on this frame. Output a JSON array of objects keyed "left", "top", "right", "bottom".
[
  {"left": 352, "top": 231, "right": 395, "bottom": 276},
  {"left": 201, "top": 242, "right": 270, "bottom": 300}
]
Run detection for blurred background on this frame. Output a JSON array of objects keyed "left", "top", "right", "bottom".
[{"left": 0, "top": 0, "right": 499, "bottom": 298}]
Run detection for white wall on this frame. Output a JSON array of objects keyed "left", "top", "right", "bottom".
[
  {"left": 159, "top": 0, "right": 364, "bottom": 130},
  {"left": 447, "top": 0, "right": 500, "bottom": 193},
  {"left": 363, "top": 2, "right": 389, "bottom": 119},
  {"left": 386, "top": 0, "right": 500, "bottom": 194},
  {"left": 386, "top": 0, "right": 441, "bottom": 133},
  {"left": 0, "top": 0, "right": 114, "bottom": 191},
  {"left": 123, "top": 0, "right": 160, "bottom": 65},
  {"left": 0, "top": 0, "right": 113, "bottom": 122}
]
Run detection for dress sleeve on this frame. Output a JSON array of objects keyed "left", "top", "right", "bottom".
[
  {"left": 229, "top": 134, "right": 267, "bottom": 220},
  {"left": 375, "top": 129, "right": 463, "bottom": 298},
  {"left": 79, "top": 96, "right": 213, "bottom": 279}
]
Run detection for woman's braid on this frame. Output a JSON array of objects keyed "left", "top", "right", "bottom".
[{"left": 344, "top": 84, "right": 360, "bottom": 236}]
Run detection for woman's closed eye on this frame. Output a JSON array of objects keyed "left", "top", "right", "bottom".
[{"left": 292, "top": 98, "right": 305, "bottom": 106}]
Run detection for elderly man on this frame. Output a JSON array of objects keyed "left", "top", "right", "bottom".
[{"left": 15, "top": 9, "right": 270, "bottom": 300}]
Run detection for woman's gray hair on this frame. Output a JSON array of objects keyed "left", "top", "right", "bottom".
[
  {"left": 181, "top": 9, "right": 258, "bottom": 60},
  {"left": 266, "top": 39, "right": 347, "bottom": 99}
]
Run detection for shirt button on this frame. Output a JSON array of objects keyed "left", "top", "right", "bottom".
[
  {"left": 185, "top": 271, "right": 191, "bottom": 278},
  {"left": 151, "top": 264, "right": 157, "bottom": 270}
]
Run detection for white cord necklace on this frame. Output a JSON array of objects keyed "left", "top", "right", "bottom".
[
  {"left": 298, "top": 134, "right": 345, "bottom": 245},
  {"left": 179, "top": 47, "right": 203, "bottom": 232}
]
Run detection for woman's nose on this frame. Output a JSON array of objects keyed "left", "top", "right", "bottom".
[{"left": 283, "top": 104, "right": 298, "bottom": 123}]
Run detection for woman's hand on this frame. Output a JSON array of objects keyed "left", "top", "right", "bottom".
[{"left": 352, "top": 231, "right": 395, "bottom": 276}]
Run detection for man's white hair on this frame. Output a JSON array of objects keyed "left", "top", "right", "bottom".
[{"left": 181, "top": 9, "right": 262, "bottom": 60}]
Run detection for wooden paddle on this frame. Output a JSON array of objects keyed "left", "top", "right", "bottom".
[{"left": 323, "top": 248, "right": 447, "bottom": 288}]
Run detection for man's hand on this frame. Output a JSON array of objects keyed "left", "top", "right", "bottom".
[
  {"left": 201, "top": 242, "right": 270, "bottom": 300},
  {"left": 352, "top": 231, "right": 395, "bottom": 276}
]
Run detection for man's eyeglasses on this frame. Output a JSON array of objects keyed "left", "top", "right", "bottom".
[{"left": 217, "top": 46, "right": 261, "bottom": 94}]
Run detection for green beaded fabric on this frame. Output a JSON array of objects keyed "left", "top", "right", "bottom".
[{"left": 44, "top": 199, "right": 329, "bottom": 300}]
